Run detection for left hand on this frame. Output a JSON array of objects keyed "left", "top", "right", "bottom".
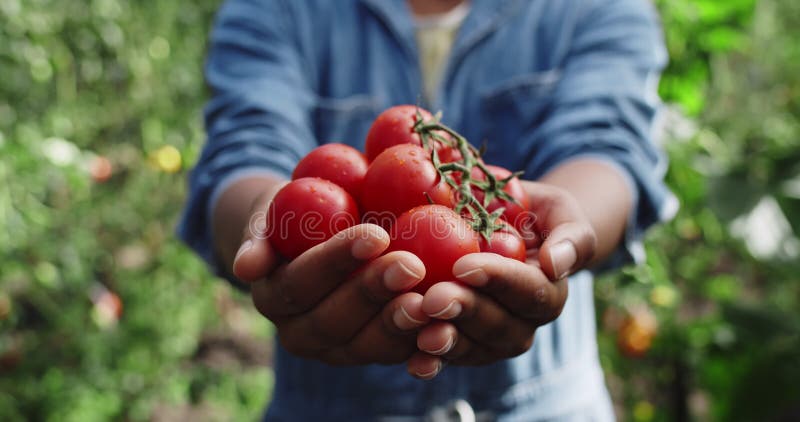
[{"left": 406, "top": 181, "right": 598, "bottom": 379}]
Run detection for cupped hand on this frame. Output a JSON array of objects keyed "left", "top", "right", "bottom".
[
  {"left": 234, "top": 199, "right": 430, "bottom": 365},
  {"left": 406, "top": 181, "right": 598, "bottom": 378}
]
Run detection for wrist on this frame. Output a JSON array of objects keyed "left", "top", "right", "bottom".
[{"left": 537, "top": 158, "right": 632, "bottom": 266}]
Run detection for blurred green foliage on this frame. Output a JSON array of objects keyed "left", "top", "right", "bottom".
[
  {"left": 0, "top": 0, "right": 798, "bottom": 421},
  {"left": 657, "top": 0, "right": 757, "bottom": 115},
  {"left": 597, "top": 0, "right": 800, "bottom": 421},
  {"left": 1, "top": 0, "right": 271, "bottom": 420}
]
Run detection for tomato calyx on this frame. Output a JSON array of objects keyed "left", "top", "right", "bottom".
[{"left": 411, "top": 109, "right": 525, "bottom": 242}]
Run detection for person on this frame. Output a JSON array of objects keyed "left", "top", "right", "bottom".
[{"left": 179, "top": 0, "right": 676, "bottom": 420}]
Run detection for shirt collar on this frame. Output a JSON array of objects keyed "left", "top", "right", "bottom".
[{"left": 358, "top": 0, "right": 519, "bottom": 58}]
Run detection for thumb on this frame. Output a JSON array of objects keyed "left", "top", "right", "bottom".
[
  {"left": 538, "top": 221, "right": 597, "bottom": 281},
  {"left": 232, "top": 212, "right": 279, "bottom": 282},
  {"left": 520, "top": 182, "right": 598, "bottom": 281}
]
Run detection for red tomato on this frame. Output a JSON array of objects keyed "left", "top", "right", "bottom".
[
  {"left": 435, "top": 143, "right": 463, "bottom": 164},
  {"left": 292, "top": 143, "right": 368, "bottom": 201},
  {"left": 479, "top": 225, "right": 527, "bottom": 262},
  {"left": 465, "top": 165, "right": 530, "bottom": 231},
  {"left": 365, "top": 105, "right": 433, "bottom": 162},
  {"left": 387, "top": 205, "right": 480, "bottom": 293},
  {"left": 484, "top": 165, "right": 529, "bottom": 230},
  {"left": 266, "top": 177, "right": 359, "bottom": 260},
  {"left": 360, "top": 144, "right": 453, "bottom": 225}
]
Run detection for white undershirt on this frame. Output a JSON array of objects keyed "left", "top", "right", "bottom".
[{"left": 412, "top": 2, "right": 471, "bottom": 103}]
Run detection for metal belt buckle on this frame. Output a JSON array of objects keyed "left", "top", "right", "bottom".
[{"left": 425, "top": 399, "right": 476, "bottom": 422}]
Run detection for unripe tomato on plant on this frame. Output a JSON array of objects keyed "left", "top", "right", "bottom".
[
  {"left": 266, "top": 177, "right": 360, "bottom": 260},
  {"left": 89, "top": 155, "right": 113, "bottom": 183},
  {"left": 617, "top": 307, "right": 658, "bottom": 358}
]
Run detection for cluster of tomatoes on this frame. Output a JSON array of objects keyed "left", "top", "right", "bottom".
[{"left": 265, "top": 105, "right": 532, "bottom": 293}]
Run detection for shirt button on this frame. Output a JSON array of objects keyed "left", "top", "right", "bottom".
[{"left": 427, "top": 399, "right": 476, "bottom": 422}]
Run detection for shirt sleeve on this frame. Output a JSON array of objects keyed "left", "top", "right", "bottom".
[
  {"left": 177, "top": 0, "right": 317, "bottom": 278},
  {"left": 522, "top": 0, "right": 678, "bottom": 268}
]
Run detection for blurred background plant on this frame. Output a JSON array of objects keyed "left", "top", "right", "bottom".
[
  {"left": 0, "top": 0, "right": 797, "bottom": 421},
  {"left": 598, "top": 0, "right": 800, "bottom": 421},
  {"left": 0, "top": 0, "right": 271, "bottom": 420}
]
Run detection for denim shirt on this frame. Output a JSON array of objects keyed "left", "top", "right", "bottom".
[{"left": 179, "top": 0, "right": 675, "bottom": 420}]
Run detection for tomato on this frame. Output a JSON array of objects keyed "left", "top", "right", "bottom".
[
  {"left": 90, "top": 156, "right": 113, "bottom": 183},
  {"left": 465, "top": 165, "right": 530, "bottom": 231},
  {"left": 292, "top": 143, "right": 368, "bottom": 201},
  {"left": 387, "top": 205, "right": 480, "bottom": 293},
  {"left": 435, "top": 142, "right": 463, "bottom": 164},
  {"left": 360, "top": 144, "right": 453, "bottom": 224},
  {"left": 479, "top": 224, "right": 527, "bottom": 262},
  {"left": 617, "top": 308, "right": 658, "bottom": 358},
  {"left": 365, "top": 105, "right": 433, "bottom": 162},
  {"left": 485, "top": 165, "right": 530, "bottom": 231},
  {"left": 364, "top": 105, "right": 460, "bottom": 162},
  {"left": 266, "top": 177, "right": 359, "bottom": 259}
]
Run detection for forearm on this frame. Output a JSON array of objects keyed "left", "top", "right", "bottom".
[
  {"left": 212, "top": 175, "right": 288, "bottom": 275},
  {"left": 539, "top": 158, "right": 633, "bottom": 266}
]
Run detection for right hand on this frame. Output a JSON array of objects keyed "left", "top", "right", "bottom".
[{"left": 233, "top": 196, "right": 430, "bottom": 366}]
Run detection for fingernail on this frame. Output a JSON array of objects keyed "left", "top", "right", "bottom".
[
  {"left": 425, "top": 335, "right": 455, "bottom": 355},
  {"left": 384, "top": 261, "right": 422, "bottom": 291},
  {"left": 454, "top": 267, "right": 488, "bottom": 286},
  {"left": 413, "top": 360, "right": 442, "bottom": 379},
  {"left": 393, "top": 306, "right": 424, "bottom": 331},
  {"left": 352, "top": 236, "right": 382, "bottom": 260},
  {"left": 234, "top": 239, "right": 253, "bottom": 265},
  {"left": 550, "top": 240, "right": 577, "bottom": 280},
  {"left": 429, "top": 301, "right": 462, "bottom": 320}
]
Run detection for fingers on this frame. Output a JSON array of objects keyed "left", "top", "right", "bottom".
[
  {"left": 520, "top": 182, "right": 597, "bottom": 280},
  {"left": 276, "top": 251, "right": 425, "bottom": 345},
  {"left": 421, "top": 281, "right": 537, "bottom": 354},
  {"left": 294, "top": 292, "right": 429, "bottom": 366},
  {"left": 417, "top": 321, "right": 459, "bottom": 357},
  {"left": 404, "top": 254, "right": 562, "bottom": 376},
  {"left": 407, "top": 351, "right": 443, "bottom": 380},
  {"left": 538, "top": 223, "right": 595, "bottom": 281},
  {"left": 287, "top": 223, "right": 390, "bottom": 280},
  {"left": 409, "top": 319, "right": 511, "bottom": 377},
  {"left": 231, "top": 181, "right": 288, "bottom": 283},
  {"left": 414, "top": 322, "right": 502, "bottom": 367},
  {"left": 451, "top": 253, "right": 568, "bottom": 323},
  {"left": 334, "top": 292, "right": 429, "bottom": 364},
  {"left": 233, "top": 233, "right": 279, "bottom": 282},
  {"left": 251, "top": 224, "right": 390, "bottom": 318},
  {"left": 265, "top": 248, "right": 429, "bottom": 366}
]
